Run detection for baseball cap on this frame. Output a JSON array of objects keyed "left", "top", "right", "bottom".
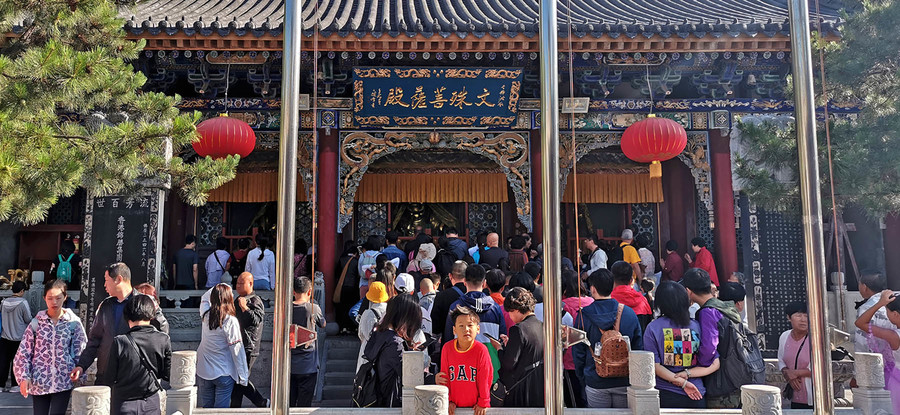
[
  {"left": 420, "top": 259, "right": 434, "bottom": 272},
  {"left": 395, "top": 273, "right": 415, "bottom": 294}
]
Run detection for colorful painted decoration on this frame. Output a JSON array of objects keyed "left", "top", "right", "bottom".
[
  {"left": 620, "top": 114, "right": 687, "bottom": 178},
  {"left": 193, "top": 115, "right": 256, "bottom": 159}
]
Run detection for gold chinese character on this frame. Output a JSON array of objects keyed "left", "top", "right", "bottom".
[
  {"left": 497, "top": 85, "right": 507, "bottom": 109},
  {"left": 369, "top": 88, "right": 383, "bottom": 108},
  {"left": 449, "top": 87, "right": 472, "bottom": 109},
  {"left": 410, "top": 86, "right": 428, "bottom": 109},
  {"left": 475, "top": 88, "right": 495, "bottom": 107},
  {"left": 430, "top": 87, "right": 448, "bottom": 108},
  {"left": 385, "top": 87, "right": 409, "bottom": 107}
]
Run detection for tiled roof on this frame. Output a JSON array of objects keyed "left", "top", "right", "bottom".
[{"left": 119, "top": 0, "right": 843, "bottom": 38}]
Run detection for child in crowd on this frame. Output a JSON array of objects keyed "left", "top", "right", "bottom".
[{"left": 437, "top": 306, "right": 492, "bottom": 415}]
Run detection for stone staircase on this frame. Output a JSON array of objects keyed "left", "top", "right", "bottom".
[{"left": 318, "top": 334, "right": 360, "bottom": 407}]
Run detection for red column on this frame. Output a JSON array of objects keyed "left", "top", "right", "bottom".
[
  {"left": 709, "top": 129, "right": 739, "bottom": 279},
  {"left": 317, "top": 128, "right": 339, "bottom": 318},
  {"left": 529, "top": 129, "right": 543, "bottom": 240}
]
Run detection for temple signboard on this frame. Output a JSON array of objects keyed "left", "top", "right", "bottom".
[{"left": 353, "top": 67, "right": 522, "bottom": 128}]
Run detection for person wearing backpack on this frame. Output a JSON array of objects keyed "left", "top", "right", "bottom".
[
  {"left": 0, "top": 281, "right": 31, "bottom": 393},
  {"left": 682, "top": 268, "right": 764, "bottom": 409},
  {"left": 572, "top": 269, "right": 643, "bottom": 408},
  {"left": 50, "top": 240, "right": 81, "bottom": 288},
  {"left": 355, "top": 294, "right": 422, "bottom": 408},
  {"left": 581, "top": 235, "right": 607, "bottom": 278},
  {"left": 643, "top": 281, "right": 720, "bottom": 408},
  {"left": 357, "top": 282, "right": 389, "bottom": 371}
]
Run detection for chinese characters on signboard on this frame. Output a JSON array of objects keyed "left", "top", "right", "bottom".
[{"left": 353, "top": 67, "right": 523, "bottom": 127}]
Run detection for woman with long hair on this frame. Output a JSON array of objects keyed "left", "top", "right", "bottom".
[
  {"left": 643, "top": 281, "right": 719, "bottom": 408},
  {"left": 196, "top": 284, "right": 248, "bottom": 408},
  {"left": 14, "top": 280, "right": 87, "bottom": 415},
  {"left": 245, "top": 235, "right": 276, "bottom": 290},
  {"left": 363, "top": 294, "right": 423, "bottom": 407}
]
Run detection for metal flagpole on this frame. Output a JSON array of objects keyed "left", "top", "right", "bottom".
[
  {"left": 786, "top": 0, "right": 834, "bottom": 413},
  {"left": 273, "top": 0, "right": 301, "bottom": 413},
  {"left": 538, "top": 0, "right": 563, "bottom": 413}
]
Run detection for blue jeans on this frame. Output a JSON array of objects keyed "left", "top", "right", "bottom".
[
  {"left": 199, "top": 376, "right": 235, "bottom": 408},
  {"left": 253, "top": 279, "right": 271, "bottom": 291}
]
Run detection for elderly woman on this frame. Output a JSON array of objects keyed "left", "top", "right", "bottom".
[
  {"left": 407, "top": 242, "right": 436, "bottom": 273},
  {"left": 779, "top": 301, "right": 812, "bottom": 410},
  {"left": 494, "top": 287, "right": 544, "bottom": 407}
]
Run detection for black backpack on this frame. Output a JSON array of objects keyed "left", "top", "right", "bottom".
[
  {"left": 352, "top": 358, "right": 379, "bottom": 407},
  {"left": 434, "top": 249, "right": 457, "bottom": 278},
  {"left": 702, "top": 307, "right": 766, "bottom": 397},
  {"left": 606, "top": 245, "right": 623, "bottom": 268}
]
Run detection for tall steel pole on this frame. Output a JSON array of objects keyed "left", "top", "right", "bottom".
[
  {"left": 787, "top": 0, "right": 833, "bottom": 413},
  {"left": 538, "top": 0, "right": 563, "bottom": 413},
  {"left": 273, "top": 0, "right": 301, "bottom": 413}
]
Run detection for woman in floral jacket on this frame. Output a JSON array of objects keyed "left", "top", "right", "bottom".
[{"left": 14, "top": 280, "right": 87, "bottom": 415}]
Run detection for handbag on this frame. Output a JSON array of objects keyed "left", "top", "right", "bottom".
[
  {"left": 213, "top": 251, "right": 232, "bottom": 284},
  {"left": 782, "top": 334, "right": 807, "bottom": 400},
  {"left": 490, "top": 360, "right": 541, "bottom": 407}
]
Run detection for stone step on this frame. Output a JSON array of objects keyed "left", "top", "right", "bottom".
[
  {"left": 321, "top": 384, "right": 353, "bottom": 401},
  {"left": 318, "top": 398, "right": 352, "bottom": 407},
  {"left": 325, "top": 359, "right": 357, "bottom": 373},
  {"left": 325, "top": 337, "right": 361, "bottom": 350},
  {"left": 327, "top": 345, "right": 361, "bottom": 359},
  {"left": 324, "top": 371, "right": 355, "bottom": 384}
]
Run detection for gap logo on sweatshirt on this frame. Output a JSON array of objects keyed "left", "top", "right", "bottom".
[{"left": 447, "top": 364, "right": 478, "bottom": 382}]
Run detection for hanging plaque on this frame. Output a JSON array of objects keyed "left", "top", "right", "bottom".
[{"left": 353, "top": 67, "right": 523, "bottom": 128}]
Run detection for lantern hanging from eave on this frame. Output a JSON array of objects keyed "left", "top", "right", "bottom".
[
  {"left": 193, "top": 114, "right": 257, "bottom": 159},
  {"left": 620, "top": 114, "right": 687, "bottom": 178}
]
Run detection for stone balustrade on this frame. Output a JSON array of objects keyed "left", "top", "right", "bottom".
[
  {"left": 167, "top": 350, "right": 198, "bottom": 415},
  {"left": 71, "top": 385, "right": 111, "bottom": 415}
]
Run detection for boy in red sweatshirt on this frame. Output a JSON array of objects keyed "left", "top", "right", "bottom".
[{"left": 437, "top": 306, "right": 493, "bottom": 415}]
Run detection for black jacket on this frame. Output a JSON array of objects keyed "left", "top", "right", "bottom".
[
  {"left": 78, "top": 292, "right": 168, "bottom": 378},
  {"left": 103, "top": 325, "right": 172, "bottom": 403},
  {"left": 363, "top": 329, "right": 406, "bottom": 408},
  {"left": 479, "top": 247, "right": 510, "bottom": 271},
  {"left": 498, "top": 314, "right": 544, "bottom": 407},
  {"left": 429, "top": 282, "right": 467, "bottom": 336},
  {"left": 235, "top": 293, "right": 265, "bottom": 357}
]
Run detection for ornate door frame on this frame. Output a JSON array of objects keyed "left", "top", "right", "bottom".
[
  {"left": 559, "top": 131, "right": 714, "bottom": 228},
  {"left": 337, "top": 131, "right": 532, "bottom": 231}
]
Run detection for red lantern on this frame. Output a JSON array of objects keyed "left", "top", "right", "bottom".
[
  {"left": 620, "top": 114, "right": 687, "bottom": 178},
  {"left": 193, "top": 114, "right": 256, "bottom": 159}
]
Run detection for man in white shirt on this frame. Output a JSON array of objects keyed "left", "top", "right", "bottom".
[
  {"left": 582, "top": 235, "right": 607, "bottom": 277},
  {"left": 855, "top": 273, "right": 895, "bottom": 353}
]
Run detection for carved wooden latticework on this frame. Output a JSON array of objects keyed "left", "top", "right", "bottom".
[
  {"left": 559, "top": 131, "right": 714, "bottom": 227},
  {"left": 338, "top": 131, "right": 531, "bottom": 231}
]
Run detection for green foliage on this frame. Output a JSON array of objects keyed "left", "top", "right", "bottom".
[
  {"left": 0, "top": 0, "right": 237, "bottom": 224},
  {"left": 734, "top": 0, "right": 900, "bottom": 217}
]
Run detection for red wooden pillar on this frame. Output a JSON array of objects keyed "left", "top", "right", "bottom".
[
  {"left": 709, "top": 129, "right": 739, "bottom": 279},
  {"left": 318, "top": 128, "right": 339, "bottom": 318},
  {"left": 529, "top": 129, "right": 543, "bottom": 241}
]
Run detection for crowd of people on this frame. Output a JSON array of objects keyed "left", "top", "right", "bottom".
[{"left": 341, "top": 228, "right": 780, "bottom": 412}]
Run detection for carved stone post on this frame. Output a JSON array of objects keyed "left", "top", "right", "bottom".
[
  {"left": 853, "top": 352, "right": 893, "bottom": 415},
  {"left": 402, "top": 351, "right": 425, "bottom": 415},
  {"left": 71, "top": 385, "right": 110, "bottom": 415},
  {"left": 627, "top": 350, "right": 659, "bottom": 415},
  {"left": 167, "top": 351, "right": 197, "bottom": 415},
  {"left": 740, "top": 385, "right": 781, "bottom": 415},
  {"left": 414, "top": 385, "right": 449, "bottom": 415}
]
